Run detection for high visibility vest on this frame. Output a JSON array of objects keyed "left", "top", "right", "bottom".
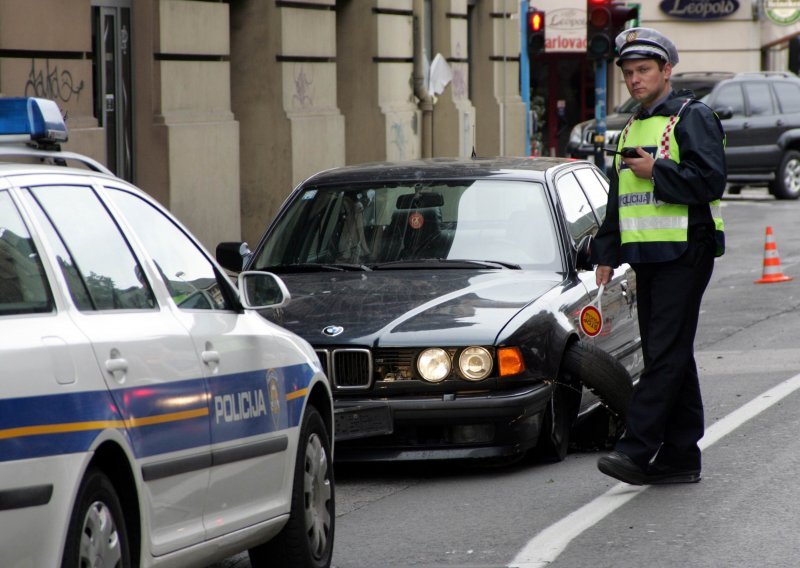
[{"left": 616, "top": 99, "right": 725, "bottom": 261}]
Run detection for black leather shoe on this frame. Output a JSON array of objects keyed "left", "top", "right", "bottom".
[
  {"left": 597, "top": 451, "right": 647, "bottom": 485},
  {"left": 646, "top": 463, "right": 701, "bottom": 485}
]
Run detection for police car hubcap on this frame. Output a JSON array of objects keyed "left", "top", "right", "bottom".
[
  {"left": 79, "top": 501, "right": 122, "bottom": 567},
  {"left": 304, "top": 433, "right": 331, "bottom": 558}
]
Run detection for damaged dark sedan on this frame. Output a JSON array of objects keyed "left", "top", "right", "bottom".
[{"left": 218, "top": 157, "right": 643, "bottom": 463}]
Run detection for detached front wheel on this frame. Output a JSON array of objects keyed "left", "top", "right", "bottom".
[
  {"left": 61, "top": 468, "right": 130, "bottom": 568},
  {"left": 249, "top": 405, "right": 335, "bottom": 568},
  {"left": 561, "top": 341, "right": 633, "bottom": 418}
]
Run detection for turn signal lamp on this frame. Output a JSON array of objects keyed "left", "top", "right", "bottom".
[
  {"left": 498, "top": 346, "right": 525, "bottom": 377},
  {"left": 0, "top": 97, "right": 68, "bottom": 143}
]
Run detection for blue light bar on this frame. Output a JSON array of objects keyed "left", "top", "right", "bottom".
[{"left": 0, "top": 97, "right": 68, "bottom": 143}]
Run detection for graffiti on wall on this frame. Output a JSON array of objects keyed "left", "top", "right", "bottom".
[
  {"left": 292, "top": 65, "right": 313, "bottom": 108},
  {"left": 24, "top": 59, "right": 85, "bottom": 103}
]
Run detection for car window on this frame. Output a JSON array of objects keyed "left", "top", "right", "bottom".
[
  {"left": 26, "top": 185, "right": 155, "bottom": 311},
  {"left": 556, "top": 172, "right": 599, "bottom": 242},
  {"left": 773, "top": 82, "right": 800, "bottom": 113},
  {"left": 0, "top": 190, "right": 53, "bottom": 315},
  {"left": 107, "top": 187, "right": 232, "bottom": 311},
  {"left": 711, "top": 84, "right": 745, "bottom": 116},
  {"left": 573, "top": 168, "right": 608, "bottom": 224},
  {"left": 254, "top": 180, "right": 560, "bottom": 270},
  {"left": 743, "top": 82, "right": 775, "bottom": 116}
]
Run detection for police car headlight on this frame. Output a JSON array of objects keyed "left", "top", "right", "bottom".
[
  {"left": 417, "top": 348, "right": 451, "bottom": 383},
  {"left": 458, "top": 347, "right": 493, "bottom": 381}
]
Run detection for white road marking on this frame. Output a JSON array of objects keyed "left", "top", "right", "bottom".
[{"left": 509, "top": 372, "right": 800, "bottom": 568}]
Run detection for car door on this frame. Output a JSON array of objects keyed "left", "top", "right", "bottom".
[
  {"left": 708, "top": 82, "right": 751, "bottom": 173},
  {"left": 739, "top": 81, "right": 782, "bottom": 171},
  {"left": 104, "top": 186, "right": 295, "bottom": 540},
  {"left": 19, "top": 178, "right": 212, "bottom": 556},
  {"left": 554, "top": 168, "right": 637, "bottom": 362}
]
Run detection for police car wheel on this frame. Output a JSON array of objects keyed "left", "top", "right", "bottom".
[
  {"left": 249, "top": 405, "right": 335, "bottom": 568},
  {"left": 61, "top": 468, "right": 131, "bottom": 568}
]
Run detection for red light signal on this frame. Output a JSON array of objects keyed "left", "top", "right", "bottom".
[{"left": 527, "top": 9, "right": 546, "bottom": 56}]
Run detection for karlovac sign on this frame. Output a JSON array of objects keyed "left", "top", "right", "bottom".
[
  {"left": 659, "top": 0, "right": 740, "bottom": 20},
  {"left": 765, "top": 0, "right": 800, "bottom": 25}
]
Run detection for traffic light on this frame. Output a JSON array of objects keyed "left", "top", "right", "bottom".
[
  {"left": 528, "top": 8, "right": 546, "bottom": 57},
  {"left": 587, "top": 1, "right": 639, "bottom": 60},
  {"left": 587, "top": 0, "right": 613, "bottom": 60}
]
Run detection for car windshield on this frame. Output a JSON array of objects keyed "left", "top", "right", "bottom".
[{"left": 253, "top": 179, "right": 561, "bottom": 271}]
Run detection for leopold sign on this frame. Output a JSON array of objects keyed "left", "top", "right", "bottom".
[{"left": 659, "top": 0, "right": 740, "bottom": 20}]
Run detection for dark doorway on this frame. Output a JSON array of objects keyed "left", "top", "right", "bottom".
[
  {"left": 530, "top": 53, "right": 592, "bottom": 157},
  {"left": 92, "top": 1, "right": 133, "bottom": 181}
]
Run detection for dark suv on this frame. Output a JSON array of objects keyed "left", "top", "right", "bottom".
[
  {"left": 704, "top": 71, "right": 800, "bottom": 199},
  {"left": 566, "top": 72, "right": 734, "bottom": 163}
]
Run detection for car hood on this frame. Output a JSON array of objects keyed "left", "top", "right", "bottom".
[{"left": 268, "top": 270, "right": 563, "bottom": 346}]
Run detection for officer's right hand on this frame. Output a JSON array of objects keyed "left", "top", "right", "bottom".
[{"left": 596, "top": 265, "right": 614, "bottom": 286}]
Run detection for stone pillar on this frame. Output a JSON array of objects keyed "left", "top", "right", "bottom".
[
  {"left": 430, "top": 0, "right": 476, "bottom": 158},
  {"left": 231, "top": 0, "right": 345, "bottom": 244},
  {"left": 338, "top": 0, "right": 420, "bottom": 164},
  {"left": 471, "top": 0, "right": 526, "bottom": 157},
  {"left": 155, "top": 0, "right": 240, "bottom": 249}
]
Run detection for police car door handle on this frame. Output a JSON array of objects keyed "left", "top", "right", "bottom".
[
  {"left": 105, "top": 357, "right": 128, "bottom": 374},
  {"left": 201, "top": 349, "right": 220, "bottom": 365}
]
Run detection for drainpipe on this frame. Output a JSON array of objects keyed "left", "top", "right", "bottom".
[{"left": 414, "top": 0, "right": 433, "bottom": 158}]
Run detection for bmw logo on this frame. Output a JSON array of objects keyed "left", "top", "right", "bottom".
[{"left": 322, "top": 325, "right": 344, "bottom": 337}]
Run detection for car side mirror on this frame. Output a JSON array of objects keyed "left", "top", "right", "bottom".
[
  {"left": 237, "top": 271, "right": 291, "bottom": 309},
  {"left": 714, "top": 106, "right": 734, "bottom": 120},
  {"left": 575, "top": 234, "right": 594, "bottom": 271},
  {"left": 217, "top": 241, "right": 251, "bottom": 271}
]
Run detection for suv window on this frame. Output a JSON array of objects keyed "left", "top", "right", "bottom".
[
  {"left": 711, "top": 83, "right": 745, "bottom": 116},
  {"left": 774, "top": 81, "right": 800, "bottom": 113},
  {"left": 0, "top": 190, "right": 52, "bottom": 314},
  {"left": 744, "top": 82, "right": 775, "bottom": 116},
  {"left": 108, "top": 187, "right": 232, "bottom": 311},
  {"left": 26, "top": 185, "right": 156, "bottom": 311}
]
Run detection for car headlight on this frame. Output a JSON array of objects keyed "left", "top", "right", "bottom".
[
  {"left": 417, "top": 348, "right": 451, "bottom": 382},
  {"left": 458, "top": 347, "right": 493, "bottom": 381}
]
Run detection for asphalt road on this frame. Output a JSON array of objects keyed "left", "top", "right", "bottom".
[{"left": 211, "top": 186, "right": 800, "bottom": 568}]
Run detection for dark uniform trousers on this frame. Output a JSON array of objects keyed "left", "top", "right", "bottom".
[{"left": 616, "top": 224, "right": 716, "bottom": 471}]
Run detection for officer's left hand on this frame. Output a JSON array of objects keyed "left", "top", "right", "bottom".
[{"left": 622, "top": 147, "right": 656, "bottom": 180}]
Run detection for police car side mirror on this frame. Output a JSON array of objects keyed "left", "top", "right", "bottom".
[
  {"left": 217, "top": 241, "right": 251, "bottom": 271},
  {"left": 575, "top": 235, "right": 594, "bottom": 272},
  {"left": 238, "top": 271, "right": 291, "bottom": 309}
]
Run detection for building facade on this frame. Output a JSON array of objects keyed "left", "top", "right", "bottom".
[{"left": 1, "top": 0, "right": 798, "bottom": 247}]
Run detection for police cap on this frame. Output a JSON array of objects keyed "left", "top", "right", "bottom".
[{"left": 615, "top": 27, "right": 679, "bottom": 67}]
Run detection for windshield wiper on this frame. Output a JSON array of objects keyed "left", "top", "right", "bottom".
[
  {"left": 371, "top": 259, "right": 520, "bottom": 270},
  {"left": 261, "top": 262, "right": 372, "bottom": 273}
]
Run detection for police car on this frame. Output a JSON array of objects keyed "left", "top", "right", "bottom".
[{"left": 0, "top": 98, "right": 334, "bottom": 567}]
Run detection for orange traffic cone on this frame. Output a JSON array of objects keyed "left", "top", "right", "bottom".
[{"left": 755, "top": 226, "right": 792, "bottom": 284}]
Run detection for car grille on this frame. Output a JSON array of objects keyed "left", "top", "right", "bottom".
[
  {"left": 316, "top": 348, "right": 373, "bottom": 389},
  {"left": 315, "top": 347, "right": 463, "bottom": 390}
]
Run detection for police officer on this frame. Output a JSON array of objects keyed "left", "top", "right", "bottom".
[{"left": 592, "top": 28, "right": 726, "bottom": 485}]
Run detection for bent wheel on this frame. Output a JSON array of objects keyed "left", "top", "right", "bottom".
[
  {"left": 249, "top": 405, "right": 335, "bottom": 568},
  {"left": 61, "top": 468, "right": 130, "bottom": 568},
  {"left": 534, "top": 382, "right": 578, "bottom": 462},
  {"left": 561, "top": 341, "right": 633, "bottom": 418},
  {"left": 769, "top": 150, "right": 800, "bottom": 200}
]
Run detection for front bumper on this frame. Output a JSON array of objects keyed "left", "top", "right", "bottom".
[{"left": 334, "top": 382, "right": 553, "bottom": 461}]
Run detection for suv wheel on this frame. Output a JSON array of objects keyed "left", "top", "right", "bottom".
[{"left": 769, "top": 150, "right": 800, "bottom": 200}]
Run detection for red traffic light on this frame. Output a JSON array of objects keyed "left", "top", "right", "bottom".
[
  {"left": 529, "top": 10, "right": 544, "bottom": 33},
  {"left": 527, "top": 9, "right": 546, "bottom": 56}
]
